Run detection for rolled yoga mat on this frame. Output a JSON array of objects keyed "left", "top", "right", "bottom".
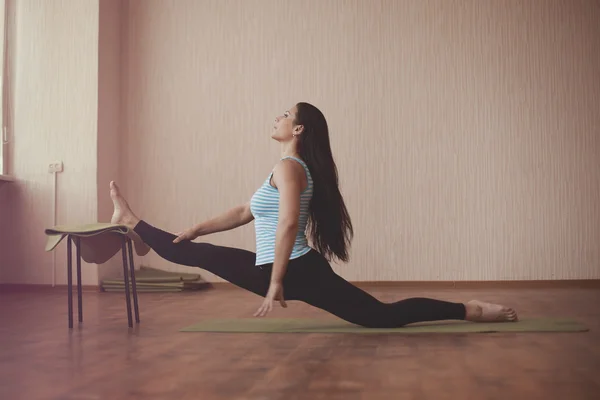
[
  {"left": 101, "top": 266, "right": 211, "bottom": 293},
  {"left": 180, "top": 318, "right": 588, "bottom": 334}
]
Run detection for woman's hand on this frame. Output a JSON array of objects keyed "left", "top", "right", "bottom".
[
  {"left": 254, "top": 282, "right": 287, "bottom": 317},
  {"left": 173, "top": 226, "right": 200, "bottom": 243}
]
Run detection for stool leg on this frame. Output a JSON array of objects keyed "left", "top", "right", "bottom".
[
  {"left": 121, "top": 240, "right": 133, "bottom": 328},
  {"left": 127, "top": 239, "right": 140, "bottom": 323},
  {"left": 76, "top": 237, "right": 83, "bottom": 323},
  {"left": 67, "top": 237, "right": 73, "bottom": 329}
]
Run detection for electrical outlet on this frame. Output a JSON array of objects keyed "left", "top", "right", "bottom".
[{"left": 48, "top": 161, "right": 64, "bottom": 173}]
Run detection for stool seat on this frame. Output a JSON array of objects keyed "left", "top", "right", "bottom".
[
  {"left": 44, "top": 223, "right": 147, "bottom": 329},
  {"left": 45, "top": 223, "right": 150, "bottom": 264}
]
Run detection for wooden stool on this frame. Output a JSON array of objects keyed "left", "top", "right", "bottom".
[{"left": 45, "top": 223, "right": 150, "bottom": 328}]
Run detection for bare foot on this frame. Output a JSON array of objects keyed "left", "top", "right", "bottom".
[
  {"left": 109, "top": 181, "right": 151, "bottom": 256},
  {"left": 110, "top": 181, "right": 140, "bottom": 229},
  {"left": 465, "top": 300, "right": 518, "bottom": 322}
]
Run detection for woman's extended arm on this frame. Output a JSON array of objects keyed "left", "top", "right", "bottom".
[
  {"left": 194, "top": 202, "right": 254, "bottom": 236},
  {"left": 173, "top": 202, "right": 254, "bottom": 243}
]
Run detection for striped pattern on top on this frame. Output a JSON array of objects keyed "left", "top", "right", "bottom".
[{"left": 250, "top": 156, "right": 314, "bottom": 266}]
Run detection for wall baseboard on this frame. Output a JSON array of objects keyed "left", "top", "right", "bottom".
[
  {"left": 352, "top": 280, "right": 600, "bottom": 289},
  {"left": 209, "top": 279, "right": 600, "bottom": 290},
  {"left": 0, "top": 284, "right": 100, "bottom": 293},
  {"left": 2, "top": 279, "right": 599, "bottom": 293}
]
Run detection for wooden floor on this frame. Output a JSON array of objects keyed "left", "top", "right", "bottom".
[{"left": 1, "top": 285, "right": 599, "bottom": 400}]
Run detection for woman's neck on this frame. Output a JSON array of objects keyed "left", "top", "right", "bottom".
[{"left": 280, "top": 141, "right": 300, "bottom": 159}]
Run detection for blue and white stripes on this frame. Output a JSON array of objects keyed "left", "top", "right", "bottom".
[{"left": 250, "top": 157, "right": 313, "bottom": 266}]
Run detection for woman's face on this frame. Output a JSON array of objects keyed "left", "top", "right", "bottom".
[{"left": 271, "top": 106, "right": 301, "bottom": 142}]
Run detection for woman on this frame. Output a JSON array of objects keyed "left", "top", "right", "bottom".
[{"left": 110, "top": 102, "right": 518, "bottom": 327}]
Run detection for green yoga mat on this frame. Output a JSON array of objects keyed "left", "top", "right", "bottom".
[
  {"left": 103, "top": 286, "right": 184, "bottom": 293},
  {"left": 180, "top": 318, "right": 588, "bottom": 334}
]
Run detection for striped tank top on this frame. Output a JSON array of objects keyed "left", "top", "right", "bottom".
[{"left": 250, "top": 156, "right": 314, "bottom": 266}]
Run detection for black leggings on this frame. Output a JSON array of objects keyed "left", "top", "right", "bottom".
[{"left": 134, "top": 220, "right": 466, "bottom": 328}]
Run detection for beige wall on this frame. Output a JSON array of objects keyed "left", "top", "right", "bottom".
[
  {"left": 0, "top": 0, "right": 100, "bottom": 285},
  {"left": 1, "top": 0, "right": 599, "bottom": 285},
  {"left": 124, "top": 0, "right": 600, "bottom": 282}
]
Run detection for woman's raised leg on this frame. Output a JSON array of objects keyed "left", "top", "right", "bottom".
[{"left": 109, "top": 181, "right": 270, "bottom": 297}]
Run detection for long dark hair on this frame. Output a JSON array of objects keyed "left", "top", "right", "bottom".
[{"left": 294, "top": 102, "right": 353, "bottom": 262}]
